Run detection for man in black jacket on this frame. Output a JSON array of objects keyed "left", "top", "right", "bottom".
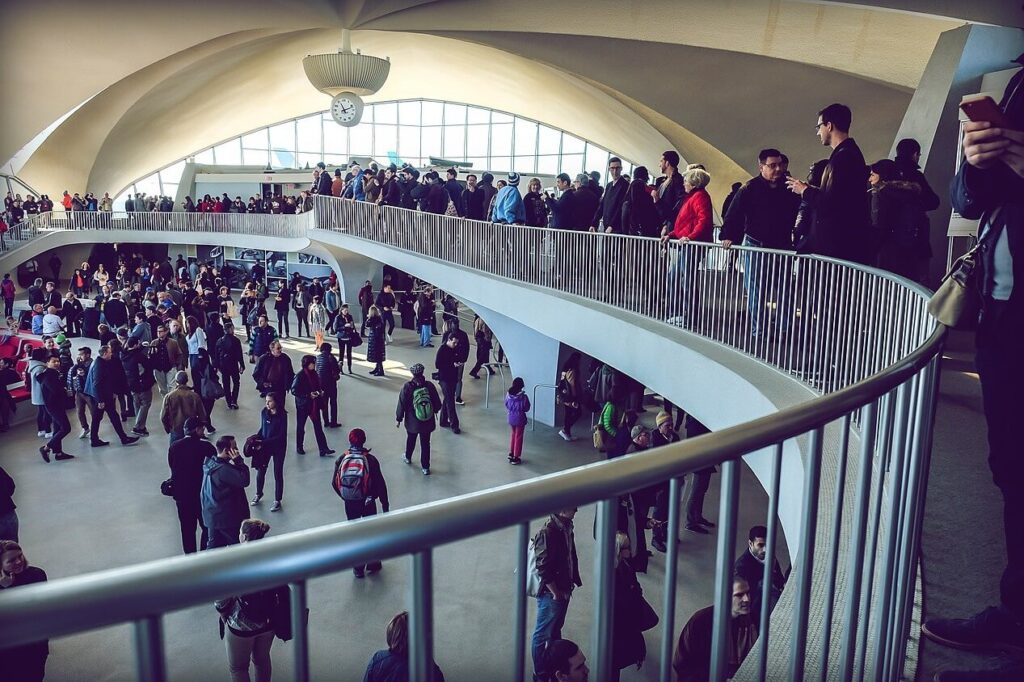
[
  {"left": 215, "top": 324, "right": 245, "bottom": 409},
  {"left": 168, "top": 417, "right": 215, "bottom": 553},
  {"left": 27, "top": 278, "right": 44, "bottom": 309},
  {"left": 734, "top": 525, "right": 786, "bottom": 618},
  {"left": 531, "top": 508, "right": 582, "bottom": 675},
  {"left": 122, "top": 337, "right": 155, "bottom": 436},
  {"left": 84, "top": 344, "right": 139, "bottom": 448},
  {"left": 442, "top": 321, "right": 470, "bottom": 405},
  {"left": 37, "top": 355, "right": 73, "bottom": 461},
  {"left": 375, "top": 284, "right": 397, "bottom": 341},
  {"left": 460, "top": 174, "right": 486, "bottom": 221},
  {"left": 397, "top": 167, "right": 419, "bottom": 210},
  {"left": 571, "top": 175, "right": 598, "bottom": 232},
  {"left": 314, "top": 162, "right": 333, "bottom": 196},
  {"left": 787, "top": 103, "right": 870, "bottom": 264},
  {"left": 103, "top": 292, "right": 129, "bottom": 330},
  {"left": 654, "top": 151, "right": 686, "bottom": 235},
  {"left": 545, "top": 174, "right": 576, "bottom": 230},
  {"left": 434, "top": 335, "right": 462, "bottom": 433},
  {"left": 444, "top": 168, "right": 463, "bottom": 215},
  {"left": 721, "top": 148, "right": 801, "bottom": 338},
  {"left": 253, "top": 340, "right": 294, "bottom": 407},
  {"left": 590, "top": 157, "right": 628, "bottom": 233}
]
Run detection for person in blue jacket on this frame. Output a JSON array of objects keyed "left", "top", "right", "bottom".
[
  {"left": 363, "top": 611, "right": 444, "bottom": 682},
  {"left": 491, "top": 173, "right": 526, "bottom": 225}
]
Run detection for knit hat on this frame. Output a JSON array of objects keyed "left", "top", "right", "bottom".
[
  {"left": 631, "top": 425, "right": 647, "bottom": 440},
  {"left": 507, "top": 173, "right": 521, "bottom": 186},
  {"left": 348, "top": 428, "right": 366, "bottom": 446},
  {"left": 656, "top": 411, "right": 672, "bottom": 429},
  {"left": 409, "top": 363, "right": 425, "bottom": 376},
  {"left": 175, "top": 370, "right": 188, "bottom": 385},
  {"left": 55, "top": 333, "right": 67, "bottom": 345}
]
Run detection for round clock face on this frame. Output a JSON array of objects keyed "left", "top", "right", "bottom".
[{"left": 331, "top": 93, "right": 362, "bottom": 127}]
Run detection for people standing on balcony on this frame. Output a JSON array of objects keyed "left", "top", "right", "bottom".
[
  {"left": 364, "top": 305, "right": 387, "bottom": 377},
  {"left": 397, "top": 166, "right": 419, "bottom": 210},
  {"left": 524, "top": 177, "right": 549, "bottom": 228},
  {"left": 459, "top": 173, "right": 485, "bottom": 221},
  {"left": 720, "top": 148, "right": 801, "bottom": 339},
  {"left": 379, "top": 165, "right": 402, "bottom": 207},
  {"left": 434, "top": 334, "right": 462, "bottom": 435},
  {"left": 315, "top": 161, "right": 332, "bottom": 196},
  {"left": 292, "top": 283, "right": 311, "bottom": 338},
  {"left": 492, "top": 173, "right": 526, "bottom": 225},
  {"left": 531, "top": 507, "right": 583, "bottom": 676},
  {"left": 591, "top": 157, "right": 628, "bottom": 234},
  {"left": 654, "top": 151, "right": 686, "bottom": 236},
  {"left": 923, "top": 65, "right": 1024, "bottom": 681},
  {"left": 273, "top": 283, "right": 290, "bottom": 339},
  {"left": 161, "top": 370, "right": 206, "bottom": 445},
  {"left": 253, "top": 340, "right": 294, "bottom": 408},
  {"left": 331, "top": 168, "right": 344, "bottom": 197},
  {"left": 201, "top": 435, "right": 251, "bottom": 550},
  {"left": 444, "top": 168, "right": 464, "bottom": 216},
  {"left": 332, "top": 428, "right": 390, "bottom": 577},
  {"left": 672, "top": 576, "right": 757, "bottom": 681},
  {"left": 396, "top": 363, "right": 441, "bottom": 475},
  {"left": 868, "top": 158, "right": 934, "bottom": 282},
  {"left": 0, "top": 540, "right": 50, "bottom": 681},
  {"left": 786, "top": 103, "right": 871, "bottom": 264},
  {"left": 167, "top": 417, "right": 213, "bottom": 553},
  {"left": 363, "top": 611, "right": 445, "bottom": 681},
  {"left": 375, "top": 283, "right": 397, "bottom": 343},
  {"left": 621, "top": 166, "right": 659, "bottom": 238},
  {"left": 477, "top": 172, "right": 498, "bottom": 220},
  {"left": 661, "top": 167, "right": 714, "bottom": 325},
  {"left": 734, "top": 525, "right": 786, "bottom": 618},
  {"left": 571, "top": 174, "right": 599, "bottom": 231},
  {"left": 252, "top": 393, "right": 288, "bottom": 512},
  {"left": 420, "top": 171, "right": 450, "bottom": 215},
  {"left": 504, "top": 377, "right": 530, "bottom": 464}
]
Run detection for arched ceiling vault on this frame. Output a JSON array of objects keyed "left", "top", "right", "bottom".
[{"left": 5, "top": 0, "right": 1008, "bottom": 211}]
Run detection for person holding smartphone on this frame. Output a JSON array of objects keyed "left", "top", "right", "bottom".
[
  {"left": 290, "top": 354, "right": 334, "bottom": 457},
  {"left": 200, "top": 435, "right": 250, "bottom": 550}
]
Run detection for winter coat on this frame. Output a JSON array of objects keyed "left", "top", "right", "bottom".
[
  {"left": 248, "top": 325, "right": 278, "bottom": 358},
  {"left": 524, "top": 191, "right": 548, "bottom": 228},
  {"left": 201, "top": 456, "right": 250, "bottom": 530},
  {"left": 613, "top": 561, "right": 649, "bottom": 671},
  {"left": 84, "top": 356, "right": 119, "bottom": 402},
  {"left": 290, "top": 369, "right": 323, "bottom": 410},
  {"left": 365, "top": 316, "right": 386, "bottom": 363},
  {"left": 35, "top": 367, "right": 65, "bottom": 410},
  {"left": 363, "top": 649, "right": 445, "bottom": 682},
  {"left": 396, "top": 377, "right": 441, "bottom": 435},
  {"left": 168, "top": 435, "right": 216, "bottom": 505},
  {"left": 505, "top": 390, "right": 531, "bottom": 427},
  {"left": 122, "top": 346, "right": 155, "bottom": 393},
  {"left": 315, "top": 351, "right": 340, "bottom": 389},
  {"left": 160, "top": 386, "right": 206, "bottom": 434},
  {"left": 308, "top": 302, "right": 329, "bottom": 336},
  {"left": 545, "top": 188, "right": 576, "bottom": 229},
  {"left": 27, "top": 359, "right": 46, "bottom": 406},
  {"left": 253, "top": 353, "right": 294, "bottom": 396},
  {"left": 593, "top": 177, "right": 629, "bottom": 232},
  {"left": 622, "top": 181, "right": 661, "bottom": 238},
  {"left": 668, "top": 189, "right": 714, "bottom": 242},
  {"left": 215, "top": 335, "right": 245, "bottom": 374},
  {"left": 797, "top": 137, "right": 871, "bottom": 263},
  {"left": 491, "top": 185, "right": 525, "bottom": 224},
  {"left": 257, "top": 407, "right": 288, "bottom": 463}
]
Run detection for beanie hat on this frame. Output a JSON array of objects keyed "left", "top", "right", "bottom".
[
  {"left": 348, "top": 428, "right": 366, "bottom": 446},
  {"left": 175, "top": 370, "right": 189, "bottom": 385},
  {"left": 656, "top": 411, "right": 672, "bottom": 429},
  {"left": 630, "top": 425, "right": 647, "bottom": 440},
  {"left": 507, "top": 173, "right": 521, "bottom": 186},
  {"left": 55, "top": 333, "right": 67, "bottom": 345},
  {"left": 409, "top": 363, "right": 425, "bottom": 376}
]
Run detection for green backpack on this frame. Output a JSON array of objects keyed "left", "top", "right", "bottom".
[{"left": 412, "top": 385, "right": 434, "bottom": 422}]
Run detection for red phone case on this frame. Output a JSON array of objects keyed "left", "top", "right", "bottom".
[{"left": 961, "top": 97, "right": 1011, "bottom": 128}]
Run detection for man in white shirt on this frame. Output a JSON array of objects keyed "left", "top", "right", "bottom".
[{"left": 41, "top": 306, "right": 64, "bottom": 336}]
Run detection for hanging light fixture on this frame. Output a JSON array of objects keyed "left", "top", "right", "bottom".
[{"left": 303, "top": 30, "right": 390, "bottom": 127}]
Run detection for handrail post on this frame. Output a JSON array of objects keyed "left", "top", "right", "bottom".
[
  {"left": 790, "top": 427, "right": 824, "bottom": 680},
  {"left": 289, "top": 580, "right": 310, "bottom": 682},
  {"left": 593, "top": 498, "right": 617, "bottom": 681},
  {"left": 710, "top": 458, "right": 740, "bottom": 681},
  {"left": 133, "top": 615, "right": 167, "bottom": 682},
  {"left": 757, "top": 443, "right": 784, "bottom": 681},
  {"left": 659, "top": 476, "right": 683, "bottom": 682},
  {"left": 409, "top": 550, "right": 434, "bottom": 682},
  {"left": 514, "top": 522, "right": 529, "bottom": 682}
]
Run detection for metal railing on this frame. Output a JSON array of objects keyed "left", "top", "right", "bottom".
[{"left": 0, "top": 201, "right": 944, "bottom": 682}]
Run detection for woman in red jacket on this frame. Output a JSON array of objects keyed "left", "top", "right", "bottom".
[{"left": 661, "top": 168, "right": 713, "bottom": 323}]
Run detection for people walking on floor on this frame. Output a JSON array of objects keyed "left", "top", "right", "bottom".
[
  {"left": 416, "top": 289, "right": 435, "bottom": 347},
  {"left": 292, "top": 283, "right": 311, "bottom": 337},
  {"left": 468, "top": 318, "right": 494, "bottom": 379},
  {"left": 36, "top": 354, "right": 73, "bottom": 461},
  {"left": 363, "top": 611, "right": 445, "bottom": 682},
  {"left": 252, "top": 394, "right": 288, "bottom": 512},
  {"left": 123, "top": 337, "right": 154, "bottom": 437},
  {"left": 168, "top": 417, "right": 215, "bottom": 553},
  {"left": 161, "top": 370, "right": 207, "bottom": 446},
  {"left": 290, "top": 354, "right": 334, "bottom": 457},
  {"left": 396, "top": 363, "right": 441, "bottom": 475},
  {"left": 67, "top": 346, "right": 92, "bottom": 438},
  {"left": 197, "top": 349, "right": 224, "bottom": 434},
  {"left": 27, "top": 348, "right": 51, "bottom": 439},
  {"left": 505, "top": 377, "right": 531, "bottom": 464},
  {"left": 434, "top": 334, "right": 462, "bottom": 434},
  {"left": 84, "top": 344, "right": 140, "bottom": 447},
  {"left": 333, "top": 304, "right": 358, "bottom": 374},
  {"left": 215, "top": 323, "right": 245, "bottom": 409},
  {"left": 150, "top": 324, "right": 183, "bottom": 396},
  {"left": 441, "top": 320, "right": 470, "bottom": 405},
  {"left": 316, "top": 342, "right": 342, "bottom": 427},
  {"left": 530, "top": 507, "right": 582, "bottom": 677},
  {"left": 253, "top": 340, "right": 294, "bottom": 407},
  {"left": 214, "top": 519, "right": 290, "bottom": 682},
  {"left": 556, "top": 366, "right": 580, "bottom": 442},
  {"left": 332, "top": 428, "right": 390, "bottom": 578},
  {"left": 364, "top": 305, "right": 386, "bottom": 376},
  {"left": 201, "top": 435, "right": 251, "bottom": 550}
]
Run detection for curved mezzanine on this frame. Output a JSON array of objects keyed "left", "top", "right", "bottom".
[{"left": 0, "top": 207, "right": 943, "bottom": 681}]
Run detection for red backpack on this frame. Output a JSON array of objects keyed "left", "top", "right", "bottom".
[{"left": 332, "top": 449, "right": 371, "bottom": 502}]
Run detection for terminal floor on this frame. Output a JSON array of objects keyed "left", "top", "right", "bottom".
[
  {"left": 916, "top": 330, "right": 1010, "bottom": 681},
  {"left": 2, "top": 324, "right": 781, "bottom": 681}
]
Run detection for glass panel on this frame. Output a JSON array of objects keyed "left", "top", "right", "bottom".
[
  {"left": 443, "top": 103, "right": 466, "bottom": 125},
  {"left": 194, "top": 148, "right": 215, "bottom": 164},
  {"left": 398, "top": 126, "right": 420, "bottom": 160},
  {"left": 490, "top": 156, "right": 512, "bottom": 172},
  {"left": 514, "top": 156, "right": 536, "bottom": 174},
  {"left": 374, "top": 124, "right": 397, "bottom": 158},
  {"left": 349, "top": 125, "right": 372, "bottom": 156},
  {"left": 585, "top": 144, "right": 610, "bottom": 182},
  {"left": 536, "top": 155, "right": 560, "bottom": 176},
  {"left": 398, "top": 100, "right": 421, "bottom": 126},
  {"left": 298, "top": 152, "right": 323, "bottom": 169},
  {"left": 361, "top": 105, "right": 374, "bottom": 124},
  {"left": 270, "top": 149, "right": 295, "bottom": 168},
  {"left": 162, "top": 183, "right": 178, "bottom": 200},
  {"left": 443, "top": 125, "right": 465, "bottom": 159},
  {"left": 112, "top": 192, "right": 130, "bottom": 212},
  {"left": 269, "top": 121, "right": 295, "bottom": 152},
  {"left": 466, "top": 125, "right": 489, "bottom": 157},
  {"left": 421, "top": 127, "right": 442, "bottom": 158},
  {"left": 243, "top": 148, "right": 269, "bottom": 166},
  {"left": 323, "top": 153, "right": 348, "bottom": 166},
  {"left": 514, "top": 119, "right": 537, "bottom": 156},
  {"left": 213, "top": 140, "right": 242, "bottom": 166},
  {"left": 375, "top": 102, "right": 398, "bottom": 124},
  {"left": 538, "top": 126, "right": 561, "bottom": 155},
  {"left": 490, "top": 123, "right": 513, "bottom": 157},
  {"left": 465, "top": 158, "right": 487, "bottom": 172},
  {"left": 560, "top": 153, "right": 583, "bottom": 176},
  {"left": 135, "top": 174, "right": 161, "bottom": 197},
  {"left": 467, "top": 106, "right": 490, "bottom": 124},
  {"left": 296, "top": 116, "right": 322, "bottom": 153},
  {"left": 422, "top": 101, "right": 443, "bottom": 126},
  {"left": 561, "top": 133, "right": 585, "bottom": 155},
  {"left": 491, "top": 110, "right": 513, "bottom": 124},
  {"left": 241, "top": 129, "right": 268, "bottom": 150},
  {"left": 323, "top": 123, "right": 347, "bottom": 156},
  {"left": 160, "top": 160, "right": 187, "bottom": 186}
]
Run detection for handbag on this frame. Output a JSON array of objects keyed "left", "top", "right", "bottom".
[
  {"left": 593, "top": 424, "right": 609, "bottom": 452},
  {"left": 927, "top": 241, "right": 982, "bottom": 328},
  {"left": 445, "top": 199, "right": 459, "bottom": 217},
  {"left": 243, "top": 433, "right": 263, "bottom": 458},
  {"left": 160, "top": 478, "right": 174, "bottom": 497},
  {"left": 635, "top": 593, "right": 659, "bottom": 632}
]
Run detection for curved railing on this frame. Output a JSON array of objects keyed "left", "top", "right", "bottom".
[{"left": 0, "top": 205, "right": 944, "bottom": 682}]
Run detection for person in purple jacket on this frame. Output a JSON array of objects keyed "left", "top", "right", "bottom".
[{"left": 504, "top": 376, "right": 531, "bottom": 465}]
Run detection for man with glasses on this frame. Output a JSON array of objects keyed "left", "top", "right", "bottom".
[
  {"left": 590, "top": 157, "right": 629, "bottom": 234},
  {"left": 721, "top": 148, "right": 801, "bottom": 339}
]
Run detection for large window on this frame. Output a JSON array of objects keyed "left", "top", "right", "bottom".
[{"left": 116, "top": 100, "right": 637, "bottom": 206}]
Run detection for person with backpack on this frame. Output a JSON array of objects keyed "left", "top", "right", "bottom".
[
  {"left": 396, "top": 363, "right": 442, "bottom": 475},
  {"left": 505, "top": 377, "right": 531, "bottom": 465},
  {"left": 252, "top": 394, "right": 288, "bottom": 513},
  {"left": 332, "top": 428, "right": 389, "bottom": 578}
]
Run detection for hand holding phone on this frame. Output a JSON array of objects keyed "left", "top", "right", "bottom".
[{"left": 960, "top": 95, "right": 1012, "bottom": 129}]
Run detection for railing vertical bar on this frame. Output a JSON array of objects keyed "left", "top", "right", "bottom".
[
  {"left": 593, "top": 498, "right": 617, "bottom": 682},
  {"left": 132, "top": 615, "right": 167, "bottom": 682},
  {"left": 659, "top": 476, "right": 683, "bottom": 682},
  {"left": 790, "top": 426, "right": 824, "bottom": 680},
  {"left": 710, "top": 459, "right": 741, "bottom": 681},
  {"left": 757, "top": 442, "right": 784, "bottom": 682},
  {"left": 514, "top": 522, "right": 529, "bottom": 682},
  {"left": 820, "top": 413, "right": 852, "bottom": 677},
  {"left": 409, "top": 550, "right": 434, "bottom": 682},
  {"left": 289, "top": 580, "right": 310, "bottom": 682}
]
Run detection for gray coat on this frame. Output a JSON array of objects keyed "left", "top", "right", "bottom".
[{"left": 201, "top": 457, "right": 250, "bottom": 530}]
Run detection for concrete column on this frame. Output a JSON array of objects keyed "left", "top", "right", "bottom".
[{"left": 890, "top": 24, "right": 1024, "bottom": 285}]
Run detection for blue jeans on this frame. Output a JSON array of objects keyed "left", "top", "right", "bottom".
[
  {"left": 419, "top": 324, "right": 432, "bottom": 346},
  {"left": 742, "top": 236, "right": 766, "bottom": 337},
  {"left": 531, "top": 592, "right": 570, "bottom": 674},
  {"left": 742, "top": 235, "right": 792, "bottom": 338}
]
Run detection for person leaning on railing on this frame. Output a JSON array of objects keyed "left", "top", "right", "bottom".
[{"left": 660, "top": 167, "right": 714, "bottom": 324}]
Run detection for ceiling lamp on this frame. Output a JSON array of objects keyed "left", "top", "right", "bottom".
[{"left": 303, "top": 30, "right": 390, "bottom": 127}]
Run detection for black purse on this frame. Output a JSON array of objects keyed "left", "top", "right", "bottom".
[{"left": 160, "top": 478, "right": 174, "bottom": 497}]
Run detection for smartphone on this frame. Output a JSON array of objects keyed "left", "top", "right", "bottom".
[{"left": 960, "top": 95, "right": 1012, "bottom": 128}]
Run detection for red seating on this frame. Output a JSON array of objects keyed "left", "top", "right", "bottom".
[
  {"left": 0, "top": 340, "right": 18, "bottom": 360},
  {"left": 19, "top": 338, "right": 43, "bottom": 357},
  {"left": 7, "top": 359, "right": 30, "bottom": 403}
]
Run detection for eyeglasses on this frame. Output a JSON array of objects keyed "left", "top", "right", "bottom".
[
  {"left": 608, "top": 165, "right": 622, "bottom": 171},
  {"left": 815, "top": 122, "right": 827, "bottom": 130}
]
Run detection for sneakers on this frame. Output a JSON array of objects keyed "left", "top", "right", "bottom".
[
  {"left": 923, "top": 606, "right": 1024, "bottom": 655},
  {"left": 422, "top": 468, "right": 430, "bottom": 475},
  {"left": 251, "top": 493, "right": 263, "bottom": 506},
  {"left": 455, "top": 398, "right": 465, "bottom": 406},
  {"left": 510, "top": 458, "right": 522, "bottom": 465},
  {"left": 558, "top": 429, "right": 572, "bottom": 442},
  {"left": 652, "top": 538, "right": 668, "bottom": 553},
  {"left": 353, "top": 567, "right": 365, "bottom": 579},
  {"left": 132, "top": 427, "right": 149, "bottom": 437},
  {"left": 91, "top": 439, "right": 110, "bottom": 447},
  {"left": 37, "top": 430, "right": 46, "bottom": 438},
  {"left": 697, "top": 518, "right": 716, "bottom": 528},
  {"left": 297, "top": 448, "right": 306, "bottom": 455},
  {"left": 451, "top": 427, "right": 461, "bottom": 435},
  {"left": 39, "top": 445, "right": 51, "bottom": 463},
  {"left": 270, "top": 501, "right": 282, "bottom": 512},
  {"left": 366, "top": 561, "right": 382, "bottom": 574},
  {"left": 403, "top": 455, "right": 412, "bottom": 465},
  {"left": 121, "top": 436, "right": 140, "bottom": 446},
  {"left": 685, "top": 524, "right": 710, "bottom": 535},
  {"left": 54, "top": 453, "right": 75, "bottom": 461},
  {"left": 79, "top": 428, "right": 89, "bottom": 439}
]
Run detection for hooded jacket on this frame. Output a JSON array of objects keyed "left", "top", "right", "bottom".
[
  {"left": 491, "top": 185, "right": 525, "bottom": 225},
  {"left": 201, "top": 456, "right": 251, "bottom": 530}
]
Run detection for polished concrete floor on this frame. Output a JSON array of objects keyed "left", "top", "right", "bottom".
[{"left": 3, "top": 321, "right": 781, "bottom": 681}]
